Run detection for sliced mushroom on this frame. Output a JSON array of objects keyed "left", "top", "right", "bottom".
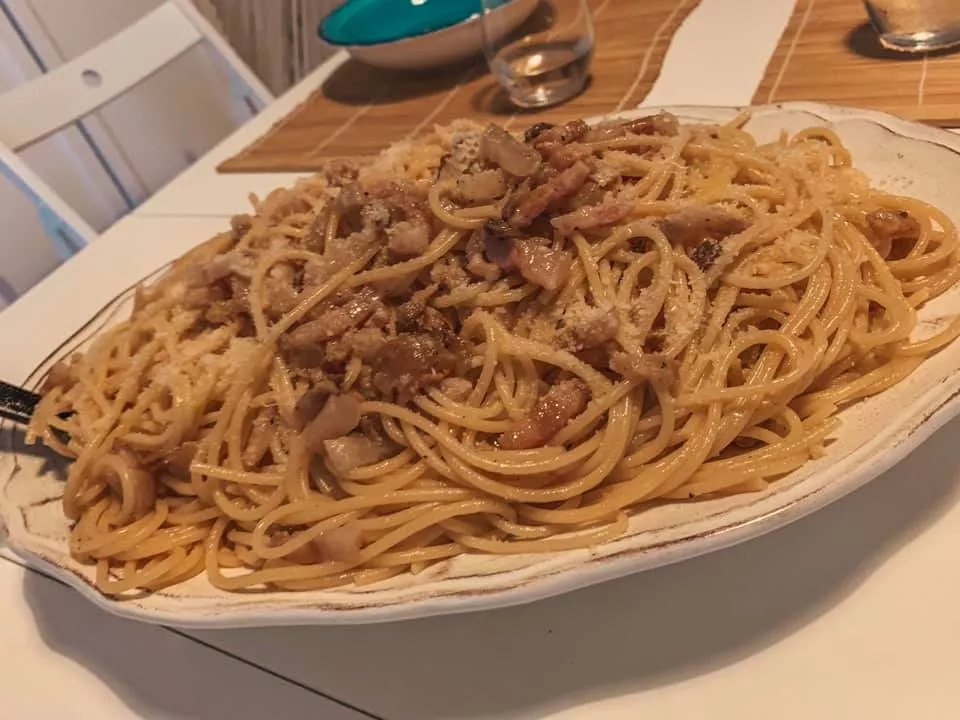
[{"left": 481, "top": 124, "right": 541, "bottom": 177}]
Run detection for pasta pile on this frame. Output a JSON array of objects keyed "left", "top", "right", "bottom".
[{"left": 30, "top": 113, "right": 960, "bottom": 595}]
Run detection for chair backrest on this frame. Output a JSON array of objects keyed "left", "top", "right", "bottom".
[
  {"left": 0, "top": 0, "right": 272, "bottom": 151},
  {"left": 0, "top": 0, "right": 273, "bottom": 263}
]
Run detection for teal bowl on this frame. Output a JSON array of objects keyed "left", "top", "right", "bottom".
[{"left": 319, "top": 0, "right": 539, "bottom": 70}]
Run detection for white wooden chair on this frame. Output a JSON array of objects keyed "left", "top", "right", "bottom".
[{"left": 0, "top": 0, "right": 273, "bottom": 260}]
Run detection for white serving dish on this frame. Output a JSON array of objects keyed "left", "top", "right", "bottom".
[{"left": 4, "top": 103, "right": 960, "bottom": 628}]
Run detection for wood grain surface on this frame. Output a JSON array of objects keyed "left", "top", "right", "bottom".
[
  {"left": 218, "top": 0, "right": 701, "bottom": 173},
  {"left": 755, "top": 0, "right": 960, "bottom": 125}
]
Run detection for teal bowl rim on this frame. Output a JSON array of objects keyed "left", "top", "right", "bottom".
[{"left": 318, "top": 0, "right": 512, "bottom": 48}]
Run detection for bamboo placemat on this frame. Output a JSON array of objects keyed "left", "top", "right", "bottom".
[
  {"left": 755, "top": 0, "right": 960, "bottom": 125},
  {"left": 218, "top": 0, "right": 701, "bottom": 173}
]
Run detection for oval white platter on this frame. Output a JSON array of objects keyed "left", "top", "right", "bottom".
[{"left": 3, "top": 102, "right": 960, "bottom": 628}]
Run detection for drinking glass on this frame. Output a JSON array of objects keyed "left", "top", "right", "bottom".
[
  {"left": 864, "top": 0, "right": 960, "bottom": 52},
  {"left": 480, "top": 0, "right": 594, "bottom": 108}
]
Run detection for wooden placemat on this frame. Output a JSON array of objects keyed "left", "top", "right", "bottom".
[
  {"left": 218, "top": 0, "right": 701, "bottom": 172},
  {"left": 755, "top": 0, "right": 960, "bottom": 125}
]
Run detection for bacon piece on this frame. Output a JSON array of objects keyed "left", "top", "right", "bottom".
[
  {"left": 499, "top": 379, "right": 589, "bottom": 450},
  {"left": 552, "top": 190, "right": 635, "bottom": 233},
  {"left": 524, "top": 122, "right": 556, "bottom": 143},
  {"left": 475, "top": 221, "right": 572, "bottom": 291},
  {"left": 538, "top": 142, "right": 594, "bottom": 170},
  {"left": 533, "top": 119, "right": 590, "bottom": 146},
  {"left": 866, "top": 209, "right": 920, "bottom": 243},
  {"left": 623, "top": 112, "right": 679, "bottom": 137},
  {"left": 583, "top": 124, "right": 627, "bottom": 143},
  {"left": 509, "top": 161, "right": 592, "bottom": 228},
  {"left": 372, "top": 335, "right": 456, "bottom": 402},
  {"left": 283, "top": 288, "right": 382, "bottom": 349}
]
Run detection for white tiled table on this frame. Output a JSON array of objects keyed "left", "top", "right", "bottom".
[{"left": 6, "top": 1, "right": 960, "bottom": 717}]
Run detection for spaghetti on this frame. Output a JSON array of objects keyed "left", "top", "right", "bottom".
[{"left": 29, "top": 113, "right": 960, "bottom": 595}]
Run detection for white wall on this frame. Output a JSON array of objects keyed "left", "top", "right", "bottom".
[
  {"left": 206, "top": 0, "right": 340, "bottom": 94},
  {"left": 0, "top": 0, "right": 244, "bottom": 311}
]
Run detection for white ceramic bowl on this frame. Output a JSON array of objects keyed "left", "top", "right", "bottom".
[
  {"left": 5, "top": 103, "right": 960, "bottom": 627},
  {"left": 322, "top": 0, "right": 539, "bottom": 71}
]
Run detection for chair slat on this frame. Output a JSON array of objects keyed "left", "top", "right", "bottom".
[
  {"left": 0, "top": 3, "right": 202, "bottom": 151},
  {"left": 0, "top": 0, "right": 273, "bottom": 266}
]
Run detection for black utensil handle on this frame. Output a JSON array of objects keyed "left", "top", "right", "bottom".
[{"left": 0, "top": 380, "right": 41, "bottom": 425}]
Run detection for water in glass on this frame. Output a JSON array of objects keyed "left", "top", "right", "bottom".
[{"left": 482, "top": 0, "right": 594, "bottom": 108}]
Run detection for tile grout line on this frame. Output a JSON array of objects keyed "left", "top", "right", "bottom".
[
  {"left": 165, "top": 627, "right": 386, "bottom": 720},
  {"left": 0, "top": 553, "right": 386, "bottom": 720}
]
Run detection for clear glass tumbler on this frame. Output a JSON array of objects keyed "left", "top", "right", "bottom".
[
  {"left": 480, "top": 0, "right": 595, "bottom": 109},
  {"left": 864, "top": 0, "right": 960, "bottom": 52}
]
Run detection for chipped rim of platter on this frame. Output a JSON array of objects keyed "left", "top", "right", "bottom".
[{"left": 3, "top": 102, "right": 960, "bottom": 628}]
